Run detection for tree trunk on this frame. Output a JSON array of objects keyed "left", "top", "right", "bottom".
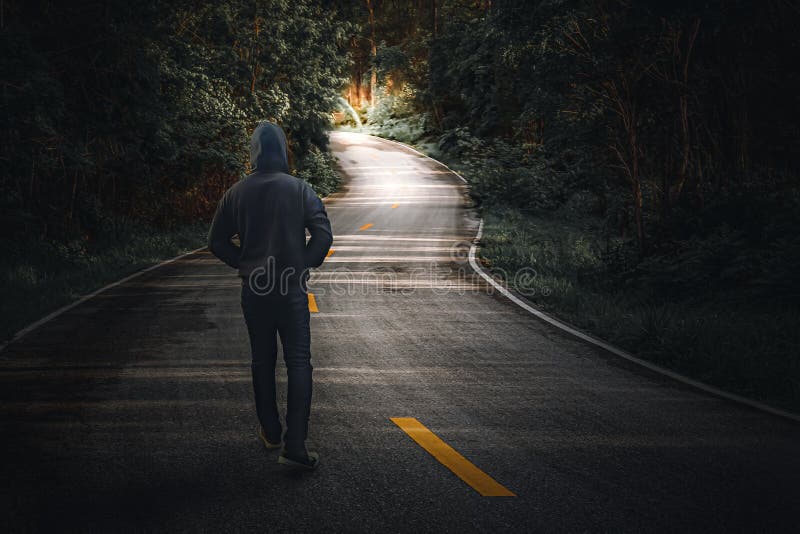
[
  {"left": 608, "top": 79, "right": 646, "bottom": 253},
  {"left": 366, "top": 0, "right": 377, "bottom": 107},
  {"left": 250, "top": 16, "right": 261, "bottom": 94},
  {"left": 671, "top": 18, "right": 701, "bottom": 205},
  {"left": 432, "top": 0, "right": 438, "bottom": 39},
  {"left": 631, "top": 138, "right": 645, "bottom": 252}
]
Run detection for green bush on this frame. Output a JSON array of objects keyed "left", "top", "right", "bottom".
[{"left": 296, "top": 145, "right": 342, "bottom": 198}]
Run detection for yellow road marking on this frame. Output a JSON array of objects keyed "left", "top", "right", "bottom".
[
  {"left": 391, "top": 203, "right": 399, "bottom": 209},
  {"left": 308, "top": 293, "right": 319, "bottom": 313},
  {"left": 390, "top": 417, "right": 516, "bottom": 497},
  {"left": 359, "top": 223, "right": 374, "bottom": 231},
  {"left": 326, "top": 248, "right": 336, "bottom": 258}
]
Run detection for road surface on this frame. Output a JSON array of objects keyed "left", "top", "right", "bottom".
[{"left": 1, "top": 132, "right": 799, "bottom": 532}]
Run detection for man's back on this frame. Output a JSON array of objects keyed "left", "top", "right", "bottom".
[{"left": 208, "top": 122, "right": 332, "bottom": 287}]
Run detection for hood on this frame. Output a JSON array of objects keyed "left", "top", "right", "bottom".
[{"left": 249, "top": 121, "right": 289, "bottom": 173}]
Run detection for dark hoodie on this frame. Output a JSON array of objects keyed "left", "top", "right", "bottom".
[{"left": 208, "top": 122, "right": 333, "bottom": 288}]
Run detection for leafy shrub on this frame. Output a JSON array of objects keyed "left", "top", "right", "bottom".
[{"left": 296, "top": 145, "right": 341, "bottom": 198}]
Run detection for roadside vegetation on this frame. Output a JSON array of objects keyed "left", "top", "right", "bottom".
[
  {"left": 0, "top": 223, "right": 207, "bottom": 341},
  {"left": 0, "top": 1, "right": 350, "bottom": 340},
  {"left": 334, "top": 0, "right": 800, "bottom": 411}
]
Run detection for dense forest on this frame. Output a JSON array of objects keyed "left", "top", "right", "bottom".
[
  {"left": 1, "top": 0, "right": 348, "bottom": 243},
  {"left": 2, "top": 1, "right": 799, "bottom": 407}
]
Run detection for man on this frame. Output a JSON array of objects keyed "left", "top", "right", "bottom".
[{"left": 208, "top": 121, "right": 333, "bottom": 470}]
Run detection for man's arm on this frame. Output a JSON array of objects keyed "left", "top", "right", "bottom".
[
  {"left": 303, "top": 183, "right": 333, "bottom": 268},
  {"left": 208, "top": 191, "right": 240, "bottom": 269}
]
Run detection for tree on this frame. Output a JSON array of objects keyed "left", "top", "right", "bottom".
[{"left": 0, "top": 0, "right": 351, "bottom": 242}]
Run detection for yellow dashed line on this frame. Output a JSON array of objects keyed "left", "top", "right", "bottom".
[
  {"left": 308, "top": 293, "right": 319, "bottom": 313},
  {"left": 391, "top": 203, "right": 399, "bottom": 209},
  {"left": 390, "top": 417, "right": 516, "bottom": 497},
  {"left": 359, "top": 223, "right": 374, "bottom": 231}
]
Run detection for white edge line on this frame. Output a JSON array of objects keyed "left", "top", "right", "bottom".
[
  {"left": 0, "top": 246, "right": 207, "bottom": 354},
  {"left": 366, "top": 132, "right": 800, "bottom": 424}
]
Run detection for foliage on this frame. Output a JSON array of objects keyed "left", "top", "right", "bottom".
[
  {"left": 296, "top": 145, "right": 342, "bottom": 197},
  {"left": 0, "top": 0, "right": 351, "bottom": 245}
]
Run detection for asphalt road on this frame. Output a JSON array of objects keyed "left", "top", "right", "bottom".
[{"left": 2, "top": 131, "right": 799, "bottom": 532}]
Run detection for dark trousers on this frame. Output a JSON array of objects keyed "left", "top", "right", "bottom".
[{"left": 240, "top": 283, "right": 313, "bottom": 453}]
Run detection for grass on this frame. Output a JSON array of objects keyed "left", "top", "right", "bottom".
[
  {"left": 0, "top": 223, "right": 209, "bottom": 343},
  {"left": 479, "top": 208, "right": 800, "bottom": 413}
]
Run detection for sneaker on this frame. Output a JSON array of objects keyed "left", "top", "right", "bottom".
[
  {"left": 259, "top": 428, "right": 282, "bottom": 450},
  {"left": 278, "top": 449, "right": 320, "bottom": 470}
]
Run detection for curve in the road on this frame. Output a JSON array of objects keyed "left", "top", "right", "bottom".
[{"left": 374, "top": 133, "right": 800, "bottom": 423}]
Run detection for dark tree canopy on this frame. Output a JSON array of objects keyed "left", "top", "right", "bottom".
[{"left": 1, "top": 0, "right": 351, "bottom": 242}]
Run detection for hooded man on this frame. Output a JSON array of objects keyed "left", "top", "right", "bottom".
[{"left": 208, "top": 121, "right": 333, "bottom": 470}]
